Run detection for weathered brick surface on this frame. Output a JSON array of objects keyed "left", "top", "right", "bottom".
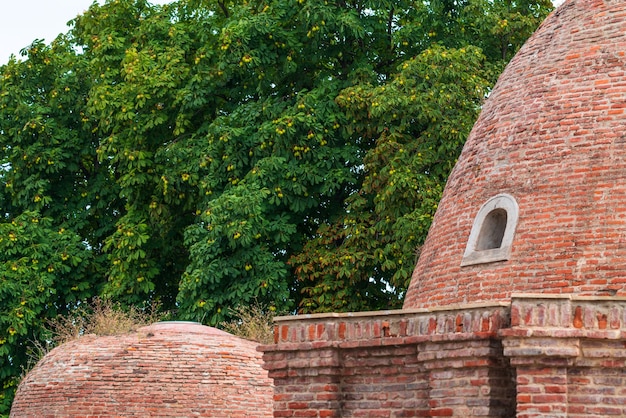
[
  {"left": 405, "top": 0, "right": 626, "bottom": 309},
  {"left": 269, "top": 304, "right": 509, "bottom": 347},
  {"left": 503, "top": 294, "right": 626, "bottom": 339},
  {"left": 262, "top": 305, "right": 515, "bottom": 417},
  {"left": 567, "top": 366, "right": 626, "bottom": 417},
  {"left": 264, "top": 296, "right": 626, "bottom": 417},
  {"left": 515, "top": 366, "right": 568, "bottom": 418},
  {"left": 504, "top": 296, "right": 626, "bottom": 417},
  {"left": 11, "top": 322, "right": 273, "bottom": 417}
]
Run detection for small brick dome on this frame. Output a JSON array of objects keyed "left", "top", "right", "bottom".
[
  {"left": 405, "top": 0, "right": 626, "bottom": 309},
  {"left": 10, "top": 322, "right": 273, "bottom": 417}
]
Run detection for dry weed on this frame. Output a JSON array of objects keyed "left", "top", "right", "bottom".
[
  {"left": 221, "top": 304, "right": 277, "bottom": 344},
  {"left": 20, "top": 299, "right": 164, "bottom": 381},
  {"left": 48, "top": 298, "right": 163, "bottom": 345}
]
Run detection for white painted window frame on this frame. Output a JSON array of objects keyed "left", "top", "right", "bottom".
[{"left": 461, "top": 193, "right": 519, "bottom": 267}]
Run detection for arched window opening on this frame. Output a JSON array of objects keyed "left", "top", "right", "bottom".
[
  {"left": 461, "top": 194, "right": 519, "bottom": 267},
  {"left": 476, "top": 208, "right": 507, "bottom": 251}
]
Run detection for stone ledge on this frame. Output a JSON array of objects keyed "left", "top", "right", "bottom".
[
  {"left": 500, "top": 328, "right": 624, "bottom": 339},
  {"left": 259, "top": 331, "right": 501, "bottom": 354},
  {"left": 273, "top": 301, "right": 510, "bottom": 323},
  {"left": 502, "top": 336, "right": 581, "bottom": 358},
  {"left": 511, "top": 293, "right": 626, "bottom": 302}
]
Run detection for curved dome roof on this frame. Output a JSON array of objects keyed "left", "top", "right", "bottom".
[
  {"left": 10, "top": 322, "right": 273, "bottom": 417},
  {"left": 405, "top": 0, "right": 626, "bottom": 309}
]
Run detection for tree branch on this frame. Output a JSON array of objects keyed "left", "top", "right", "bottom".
[{"left": 217, "top": 0, "right": 229, "bottom": 18}]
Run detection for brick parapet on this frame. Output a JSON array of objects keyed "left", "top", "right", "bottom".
[
  {"left": 261, "top": 303, "right": 515, "bottom": 417},
  {"left": 265, "top": 302, "right": 509, "bottom": 350},
  {"left": 502, "top": 295, "right": 626, "bottom": 417},
  {"left": 502, "top": 295, "right": 626, "bottom": 363},
  {"left": 263, "top": 296, "right": 626, "bottom": 417},
  {"left": 504, "top": 294, "right": 626, "bottom": 335}
]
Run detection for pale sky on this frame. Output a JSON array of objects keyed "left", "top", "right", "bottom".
[
  {"left": 0, "top": 0, "right": 566, "bottom": 65},
  {"left": 0, "top": 0, "right": 171, "bottom": 64}
]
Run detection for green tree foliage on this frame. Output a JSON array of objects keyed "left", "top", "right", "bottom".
[
  {"left": 0, "top": 0, "right": 551, "bottom": 410},
  {"left": 292, "top": 45, "right": 492, "bottom": 312}
]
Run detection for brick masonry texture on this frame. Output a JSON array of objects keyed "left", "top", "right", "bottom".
[
  {"left": 263, "top": 296, "right": 626, "bottom": 417},
  {"left": 11, "top": 322, "right": 273, "bottom": 417},
  {"left": 404, "top": 0, "right": 626, "bottom": 309},
  {"left": 503, "top": 295, "right": 626, "bottom": 418},
  {"left": 262, "top": 304, "right": 516, "bottom": 417}
]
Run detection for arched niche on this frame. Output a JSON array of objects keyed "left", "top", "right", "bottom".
[{"left": 461, "top": 193, "right": 519, "bottom": 266}]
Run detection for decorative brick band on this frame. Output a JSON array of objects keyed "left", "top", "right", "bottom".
[
  {"left": 505, "top": 294, "right": 626, "bottom": 339},
  {"left": 266, "top": 302, "right": 510, "bottom": 351}
]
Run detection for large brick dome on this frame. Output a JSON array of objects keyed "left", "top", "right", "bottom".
[
  {"left": 10, "top": 322, "right": 273, "bottom": 417},
  {"left": 405, "top": 0, "right": 626, "bottom": 309}
]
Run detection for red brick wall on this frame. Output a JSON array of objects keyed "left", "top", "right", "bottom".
[
  {"left": 16, "top": 297, "right": 626, "bottom": 417},
  {"left": 11, "top": 322, "right": 273, "bottom": 418},
  {"left": 515, "top": 366, "right": 569, "bottom": 418},
  {"left": 568, "top": 365, "right": 626, "bottom": 417},
  {"left": 405, "top": 0, "right": 626, "bottom": 309},
  {"left": 262, "top": 305, "right": 516, "bottom": 417},
  {"left": 264, "top": 296, "right": 626, "bottom": 417},
  {"left": 503, "top": 295, "right": 626, "bottom": 417}
]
